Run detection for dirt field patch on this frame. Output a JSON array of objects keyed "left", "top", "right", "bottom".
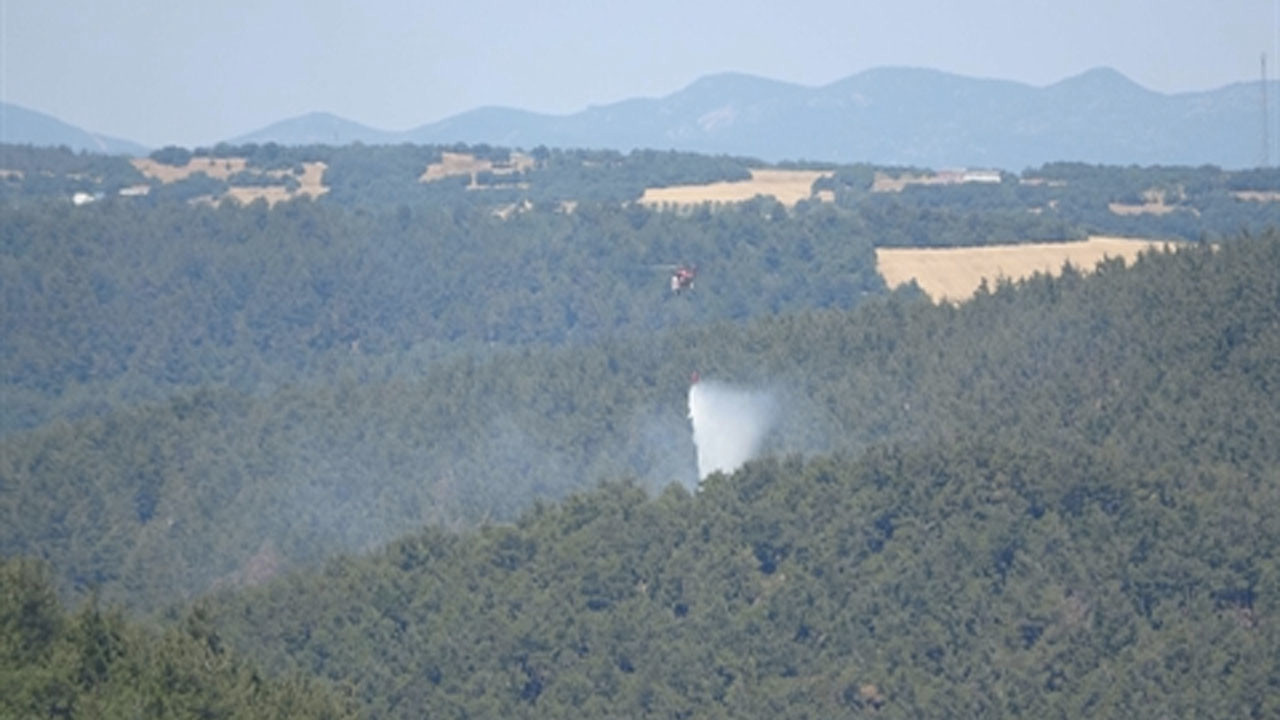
[
  {"left": 1109, "top": 188, "right": 1192, "bottom": 216},
  {"left": 223, "top": 163, "right": 328, "bottom": 206},
  {"left": 224, "top": 186, "right": 293, "bottom": 205},
  {"left": 872, "top": 169, "right": 1002, "bottom": 192},
  {"left": 132, "top": 156, "right": 248, "bottom": 182},
  {"left": 420, "top": 151, "right": 534, "bottom": 185},
  {"left": 872, "top": 172, "right": 932, "bottom": 192},
  {"left": 638, "top": 169, "right": 832, "bottom": 208},
  {"left": 877, "top": 236, "right": 1176, "bottom": 303},
  {"left": 133, "top": 157, "right": 328, "bottom": 206},
  {"left": 1233, "top": 191, "right": 1280, "bottom": 202}
]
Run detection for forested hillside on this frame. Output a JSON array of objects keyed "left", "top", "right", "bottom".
[
  {"left": 0, "top": 195, "right": 881, "bottom": 434},
  {"left": 4, "top": 144, "right": 1278, "bottom": 438},
  {"left": 0, "top": 557, "right": 357, "bottom": 718},
  {"left": 2, "top": 141, "right": 1279, "bottom": 716},
  {"left": 200, "top": 447, "right": 1277, "bottom": 718},
  {"left": 192, "top": 234, "right": 1280, "bottom": 718},
  {"left": 4, "top": 229, "right": 1278, "bottom": 618}
]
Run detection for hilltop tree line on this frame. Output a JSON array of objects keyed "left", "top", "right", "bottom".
[
  {"left": 197, "top": 438, "right": 1278, "bottom": 718},
  {"left": 0, "top": 195, "right": 882, "bottom": 434},
  {"left": 822, "top": 162, "right": 1280, "bottom": 245},
  {"left": 3, "top": 146, "right": 1277, "bottom": 438},
  {"left": 4, "top": 142, "right": 1277, "bottom": 231},
  {"left": 0, "top": 557, "right": 357, "bottom": 718},
  {"left": 173, "top": 234, "right": 1279, "bottom": 717},
  {"left": 4, "top": 232, "right": 1278, "bottom": 618},
  {"left": 2, "top": 141, "right": 1279, "bottom": 716}
]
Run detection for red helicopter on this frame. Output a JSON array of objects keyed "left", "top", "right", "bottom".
[{"left": 670, "top": 265, "right": 697, "bottom": 294}]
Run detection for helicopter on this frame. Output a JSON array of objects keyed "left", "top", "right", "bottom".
[{"left": 669, "top": 265, "right": 696, "bottom": 294}]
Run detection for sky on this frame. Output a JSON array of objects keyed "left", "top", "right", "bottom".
[{"left": 3, "top": 0, "right": 1278, "bottom": 148}]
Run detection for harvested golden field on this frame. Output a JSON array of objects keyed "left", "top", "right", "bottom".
[
  {"left": 1109, "top": 201, "right": 1178, "bottom": 215},
  {"left": 871, "top": 171, "right": 938, "bottom": 192},
  {"left": 135, "top": 157, "right": 328, "bottom": 207},
  {"left": 871, "top": 169, "right": 1002, "bottom": 192},
  {"left": 225, "top": 186, "right": 295, "bottom": 206},
  {"left": 132, "top": 156, "right": 247, "bottom": 182},
  {"left": 638, "top": 169, "right": 833, "bottom": 208},
  {"left": 295, "top": 161, "right": 327, "bottom": 195},
  {"left": 877, "top": 236, "right": 1175, "bottom": 303},
  {"left": 1233, "top": 191, "right": 1280, "bottom": 202},
  {"left": 420, "top": 151, "right": 534, "bottom": 184},
  {"left": 223, "top": 162, "right": 329, "bottom": 206},
  {"left": 1108, "top": 188, "right": 1195, "bottom": 216}
]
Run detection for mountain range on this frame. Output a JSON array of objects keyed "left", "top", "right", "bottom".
[
  {"left": 0, "top": 102, "right": 149, "bottom": 156},
  {"left": 4, "top": 67, "right": 1276, "bottom": 170}
]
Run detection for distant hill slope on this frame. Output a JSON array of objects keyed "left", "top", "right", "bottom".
[
  {"left": 5, "top": 228, "right": 1278, "bottom": 616},
  {"left": 233, "top": 67, "right": 1278, "bottom": 170},
  {"left": 194, "top": 234, "right": 1280, "bottom": 719},
  {"left": 228, "top": 111, "right": 398, "bottom": 146},
  {"left": 404, "top": 67, "right": 1276, "bottom": 169},
  {"left": 8, "top": 67, "right": 1275, "bottom": 169},
  {"left": 0, "top": 102, "right": 148, "bottom": 155}
]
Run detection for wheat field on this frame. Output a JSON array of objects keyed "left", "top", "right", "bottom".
[
  {"left": 133, "top": 157, "right": 328, "bottom": 206},
  {"left": 638, "top": 169, "right": 832, "bottom": 208},
  {"left": 876, "top": 236, "right": 1176, "bottom": 303}
]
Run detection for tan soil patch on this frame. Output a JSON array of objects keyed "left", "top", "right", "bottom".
[
  {"left": 132, "top": 156, "right": 247, "bottom": 182},
  {"left": 877, "top": 236, "right": 1176, "bottom": 304},
  {"left": 293, "top": 161, "right": 328, "bottom": 197},
  {"left": 873, "top": 170, "right": 1002, "bottom": 192},
  {"left": 1109, "top": 201, "right": 1177, "bottom": 216},
  {"left": 872, "top": 172, "right": 932, "bottom": 192},
  {"left": 223, "top": 162, "right": 328, "bottom": 206},
  {"left": 133, "top": 157, "right": 328, "bottom": 207},
  {"left": 1109, "top": 188, "right": 1192, "bottom": 216},
  {"left": 224, "top": 186, "right": 296, "bottom": 205},
  {"left": 638, "top": 169, "right": 832, "bottom": 208},
  {"left": 492, "top": 200, "right": 532, "bottom": 219},
  {"left": 1233, "top": 191, "right": 1280, "bottom": 202},
  {"left": 420, "top": 151, "right": 534, "bottom": 185}
]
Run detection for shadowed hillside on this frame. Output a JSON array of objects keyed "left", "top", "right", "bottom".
[{"left": 191, "top": 235, "right": 1280, "bottom": 718}]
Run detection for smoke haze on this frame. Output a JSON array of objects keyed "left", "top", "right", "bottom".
[{"left": 688, "top": 379, "right": 776, "bottom": 480}]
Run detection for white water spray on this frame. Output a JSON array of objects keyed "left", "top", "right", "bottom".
[{"left": 688, "top": 378, "right": 776, "bottom": 480}]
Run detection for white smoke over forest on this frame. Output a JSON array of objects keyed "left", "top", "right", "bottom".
[{"left": 688, "top": 379, "right": 777, "bottom": 481}]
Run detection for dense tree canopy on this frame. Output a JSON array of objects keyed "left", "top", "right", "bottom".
[
  {"left": 0, "top": 557, "right": 356, "bottom": 718},
  {"left": 0, "top": 191, "right": 884, "bottom": 434},
  {"left": 4, "top": 230, "right": 1278, "bottom": 620},
  {"left": 2, "top": 142, "right": 1278, "bottom": 716}
]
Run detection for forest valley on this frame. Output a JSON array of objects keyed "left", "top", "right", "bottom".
[{"left": 2, "top": 142, "right": 1279, "bottom": 717}]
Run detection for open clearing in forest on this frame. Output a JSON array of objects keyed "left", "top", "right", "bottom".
[
  {"left": 877, "top": 236, "right": 1177, "bottom": 303},
  {"left": 1234, "top": 190, "right": 1280, "bottom": 202},
  {"left": 420, "top": 151, "right": 534, "bottom": 185},
  {"left": 1107, "top": 189, "right": 1191, "bottom": 216},
  {"left": 132, "top": 156, "right": 248, "bottom": 181},
  {"left": 224, "top": 162, "right": 329, "bottom": 205},
  {"left": 638, "top": 169, "right": 833, "bottom": 208},
  {"left": 132, "top": 157, "right": 328, "bottom": 205}
]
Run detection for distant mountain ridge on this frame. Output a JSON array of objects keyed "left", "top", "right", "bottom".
[
  {"left": 232, "top": 66, "right": 1280, "bottom": 170},
  {"left": 5, "top": 67, "right": 1277, "bottom": 169},
  {"left": 0, "top": 102, "right": 149, "bottom": 156},
  {"left": 231, "top": 111, "right": 395, "bottom": 146}
]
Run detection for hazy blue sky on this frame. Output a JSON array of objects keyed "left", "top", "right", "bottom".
[{"left": 3, "top": 0, "right": 1278, "bottom": 147}]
